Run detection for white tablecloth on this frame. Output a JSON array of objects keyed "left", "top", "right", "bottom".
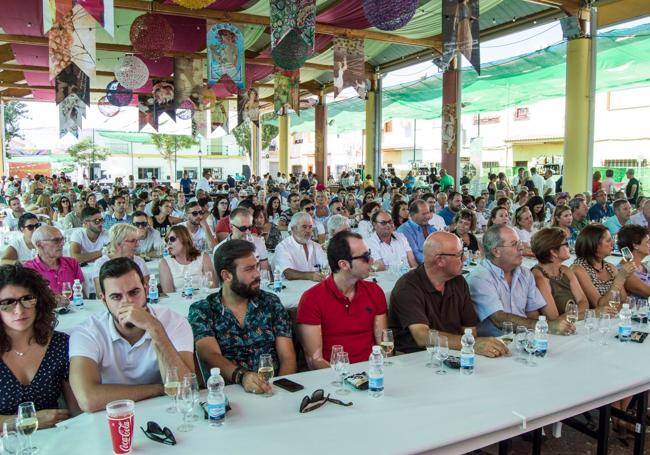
[
  {"left": 35, "top": 325, "right": 650, "bottom": 455},
  {"left": 81, "top": 258, "right": 161, "bottom": 296}
]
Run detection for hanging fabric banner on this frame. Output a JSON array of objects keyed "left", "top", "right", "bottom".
[
  {"left": 49, "top": 6, "right": 96, "bottom": 81},
  {"left": 192, "top": 87, "right": 216, "bottom": 139},
  {"left": 270, "top": 0, "right": 315, "bottom": 50},
  {"left": 237, "top": 87, "right": 260, "bottom": 128},
  {"left": 441, "top": 0, "right": 481, "bottom": 74},
  {"left": 211, "top": 100, "right": 229, "bottom": 134},
  {"left": 273, "top": 70, "right": 300, "bottom": 115},
  {"left": 138, "top": 94, "right": 157, "bottom": 131},
  {"left": 207, "top": 23, "right": 245, "bottom": 90},
  {"left": 55, "top": 63, "right": 90, "bottom": 106},
  {"left": 192, "top": 109, "right": 209, "bottom": 139},
  {"left": 152, "top": 80, "right": 177, "bottom": 126},
  {"left": 332, "top": 38, "right": 366, "bottom": 99},
  {"left": 59, "top": 94, "right": 86, "bottom": 138},
  {"left": 44, "top": 0, "right": 114, "bottom": 36},
  {"left": 174, "top": 57, "right": 203, "bottom": 109}
]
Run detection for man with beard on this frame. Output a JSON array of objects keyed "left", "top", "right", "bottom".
[
  {"left": 297, "top": 231, "right": 388, "bottom": 368},
  {"left": 180, "top": 201, "right": 217, "bottom": 251},
  {"left": 189, "top": 240, "right": 296, "bottom": 394},
  {"left": 274, "top": 212, "right": 328, "bottom": 281},
  {"left": 69, "top": 257, "right": 194, "bottom": 412},
  {"left": 70, "top": 207, "right": 109, "bottom": 264}
]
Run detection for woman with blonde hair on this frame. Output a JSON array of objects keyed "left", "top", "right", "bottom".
[
  {"left": 551, "top": 205, "right": 576, "bottom": 241},
  {"left": 159, "top": 225, "right": 215, "bottom": 293}
]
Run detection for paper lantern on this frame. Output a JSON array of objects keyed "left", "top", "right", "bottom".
[
  {"left": 173, "top": 0, "right": 214, "bottom": 9},
  {"left": 177, "top": 99, "right": 195, "bottom": 120},
  {"left": 105, "top": 80, "right": 134, "bottom": 106},
  {"left": 130, "top": 14, "right": 174, "bottom": 60},
  {"left": 98, "top": 96, "right": 121, "bottom": 117},
  {"left": 271, "top": 29, "right": 310, "bottom": 71},
  {"left": 362, "top": 0, "right": 418, "bottom": 31},
  {"left": 115, "top": 55, "right": 149, "bottom": 90}
]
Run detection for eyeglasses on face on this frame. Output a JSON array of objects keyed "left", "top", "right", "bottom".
[
  {"left": 233, "top": 225, "right": 253, "bottom": 232},
  {"left": 438, "top": 250, "right": 465, "bottom": 259},
  {"left": 23, "top": 222, "right": 41, "bottom": 231},
  {"left": 0, "top": 295, "right": 37, "bottom": 312},
  {"left": 140, "top": 421, "right": 176, "bottom": 446},
  {"left": 497, "top": 240, "right": 524, "bottom": 249},
  {"left": 86, "top": 218, "right": 103, "bottom": 225},
  {"left": 350, "top": 250, "right": 372, "bottom": 263},
  {"left": 167, "top": 236, "right": 178, "bottom": 244},
  {"left": 133, "top": 221, "right": 148, "bottom": 228},
  {"left": 304, "top": 206, "right": 315, "bottom": 212},
  {"left": 190, "top": 210, "right": 204, "bottom": 217},
  {"left": 42, "top": 237, "right": 64, "bottom": 244},
  {"left": 375, "top": 220, "right": 394, "bottom": 226}
]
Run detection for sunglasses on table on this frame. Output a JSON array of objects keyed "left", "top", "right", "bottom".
[
  {"left": 140, "top": 421, "right": 176, "bottom": 446},
  {"left": 299, "top": 389, "right": 352, "bottom": 414},
  {"left": 0, "top": 295, "right": 37, "bottom": 312},
  {"left": 350, "top": 250, "right": 372, "bottom": 263},
  {"left": 133, "top": 221, "right": 148, "bottom": 228},
  {"left": 23, "top": 223, "right": 42, "bottom": 231}
]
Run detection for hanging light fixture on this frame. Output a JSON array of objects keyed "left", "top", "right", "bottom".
[
  {"left": 130, "top": 13, "right": 174, "bottom": 60},
  {"left": 173, "top": 0, "right": 215, "bottom": 9},
  {"left": 362, "top": 0, "right": 418, "bottom": 31},
  {"left": 114, "top": 55, "right": 149, "bottom": 90}
]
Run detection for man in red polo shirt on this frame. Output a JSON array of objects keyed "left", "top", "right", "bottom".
[{"left": 297, "top": 231, "right": 387, "bottom": 367}]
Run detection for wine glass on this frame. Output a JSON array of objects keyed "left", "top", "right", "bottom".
[
  {"left": 565, "top": 301, "right": 579, "bottom": 333},
  {"left": 501, "top": 321, "right": 514, "bottom": 348},
  {"left": 381, "top": 329, "right": 394, "bottom": 366},
  {"left": 164, "top": 367, "right": 179, "bottom": 413},
  {"left": 608, "top": 290, "right": 621, "bottom": 312},
  {"left": 202, "top": 271, "right": 214, "bottom": 293},
  {"left": 515, "top": 326, "right": 529, "bottom": 364},
  {"left": 434, "top": 336, "right": 449, "bottom": 375},
  {"left": 17, "top": 402, "right": 38, "bottom": 454},
  {"left": 425, "top": 329, "right": 438, "bottom": 368},
  {"left": 638, "top": 299, "right": 649, "bottom": 326},
  {"left": 258, "top": 354, "right": 274, "bottom": 397},
  {"left": 330, "top": 345, "right": 344, "bottom": 385},
  {"left": 599, "top": 313, "right": 612, "bottom": 346},
  {"left": 584, "top": 309, "right": 597, "bottom": 341},
  {"left": 259, "top": 269, "right": 270, "bottom": 290},
  {"left": 176, "top": 379, "right": 194, "bottom": 432},
  {"left": 335, "top": 352, "right": 350, "bottom": 395},
  {"left": 320, "top": 262, "right": 330, "bottom": 278},
  {"left": 61, "top": 282, "right": 72, "bottom": 302},
  {"left": 524, "top": 330, "right": 537, "bottom": 367},
  {"left": 1, "top": 419, "right": 21, "bottom": 455},
  {"left": 183, "top": 373, "right": 200, "bottom": 422}
]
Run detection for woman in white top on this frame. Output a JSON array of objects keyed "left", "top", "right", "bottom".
[
  {"left": 513, "top": 206, "right": 535, "bottom": 257},
  {"left": 93, "top": 223, "right": 150, "bottom": 292},
  {"left": 1, "top": 213, "right": 39, "bottom": 263},
  {"left": 159, "top": 225, "right": 215, "bottom": 293},
  {"left": 357, "top": 201, "right": 381, "bottom": 239}
]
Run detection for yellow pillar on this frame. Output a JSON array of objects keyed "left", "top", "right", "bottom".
[
  {"left": 365, "top": 90, "right": 376, "bottom": 179},
  {"left": 0, "top": 100, "right": 6, "bottom": 177},
  {"left": 563, "top": 37, "right": 593, "bottom": 196},
  {"left": 251, "top": 122, "right": 260, "bottom": 176},
  {"left": 279, "top": 114, "right": 289, "bottom": 175}
]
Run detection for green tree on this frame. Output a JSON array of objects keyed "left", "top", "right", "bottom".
[
  {"left": 66, "top": 138, "right": 109, "bottom": 180},
  {"left": 150, "top": 134, "right": 198, "bottom": 183},
  {"left": 233, "top": 122, "right": 279, "bottom": 156},
  {"left": 3, "top": 101, "right": 30, "bottom": 157}
]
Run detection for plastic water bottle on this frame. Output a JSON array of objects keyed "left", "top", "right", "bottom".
[
  {"left": 72, "top": 279, "right": 84, "bottom": 307},
  {"left": 148, "top": 274, "right": 159, "bottom": 304},
  {"left": 183, "top": 272, "right": 193, "bottom": 299},
  {"left": 368, "top": 345, "right": 384, "bottom": 398},
  {"left": 534, "top": 316, "right": 549, "bottom": 358},
  {"left": 619, "top": 303, "right": 632, "bottom": 343},
  {"left": 206, "top": 368, "right": 226, "bottom": 427},
  {"left": 460, "top": 328, "right": 475, "bottom": 375},
  {"left": 162, "top": 247, "right": 170, "bottom": 258},
  {"left": 463, "top": 247, "right": 470, "bottom": 268},
  {"left": 398, "top": 258, "right": 409, "bottom": 276},
  {"left": 273, "top": 269, "right": 283, "bottom": 293}
]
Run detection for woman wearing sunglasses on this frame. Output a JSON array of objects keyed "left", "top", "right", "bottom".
[
  {"left": 1, "top": 213, "right": 39, "bottom": 264},
  {"left": 159, "top": 226, "right": 215, "bottom": 294},
  {"left": 52, "top": 196, "right": 72, "bottom": 224},
  {"left": 0, "top": 265, "right": 79, "bottom": 428}
]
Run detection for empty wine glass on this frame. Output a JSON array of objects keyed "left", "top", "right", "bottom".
[
  {"left": 259, "top": 270, "right": 270, "bottom": 290},
  {"left": 524, "top": 330, "right": 537, "bottom": 367},
  {"left": 425, "top": 329, "right": 438, "bottom": 368},
  {"left": 176, "top": 379, "right": 194, "bottom": 432},
  {"left": 599, "top": 313, "right": 612, "bottom": 346},
  {"left": 183, "top": 373, "right": 200, "bottom": 422},
  {"left": 202, "top": 271, "right": 214, "bottom": 293},
  {"left": 584, "top": 309, "right": 597, "bottom": 341},
  {"left": 330, "top": 345, "right": 344, "bottom": 385},
  {"left": 164, "top": 367, "right": 179, "bottom": 413},
  {"left": 335, "top": 352, "right": 350, "bottom": 395},
  {"left": 515, "top": 326, "right": 529, "bottom": 364},
  {"left": 17, "top": 402, "right": 38, "bottom": 454},
  {"left": 1, "top": 419, "right": 21, "bottom": 455},
  {"left": 381, "top": 329, "right": 394, "bottom": 366},
  {"left": 434, "top": 336, "right": 449, "bottom": 375}
]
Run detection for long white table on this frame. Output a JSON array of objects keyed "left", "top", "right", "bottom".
[{"left": 35, "top": 325, "right": 650, "bottom": 454}]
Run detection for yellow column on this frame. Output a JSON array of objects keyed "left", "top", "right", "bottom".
[
  {"left": 563, "top": 37, "right": 593, "bottom": 196},
  {"left": 250, "top": 122, "right": 260, "bottom": 176},
  {"left": 0, "top": 100, "right": 6, "bottom": 177},
  {"left": 365, "top": 90, "right": 376, "bottom": 179},
  {"left": 279, "top": 114, "right": 289, "bottom": 175}
]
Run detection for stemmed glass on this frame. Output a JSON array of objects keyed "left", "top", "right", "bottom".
[
  {"left": 425, "top": 330, "right": 438, "bottom": 367},
  {"left": 565, "top": 302, "right": 579, "bottom": 333},
  {"left": 381, "top": 329, "right": 394, "bottom": 366},
  {"left": 335, "top": 352, "right": 350, "bottom": 395},
  {"left": 524, "top": 330, "right": 537, "bottom": 367},
  {"left": 17, "top": 402, "right": 38, "bottom": 454},
  {"left": 259, "top": 270, "right": 270, "bottom": 290},
  {"left": 320, "top": 262, "right": 330, "bottom": 278},
  {"left": 183, "top": 373, "right": 200, "bottom": 422},
  {"left": 2, "top": 419, "right": 21, "bottom": 455},
  {"left": 434, "top": 336, "right": 449, "bottom": 375},
  {"left": 515, "top": 326, "right": 529, "bottom": 364},
  {"left": 176, "top": 379, "right": 194, "bottom": 432},
  {"left": 258, "top": 354, "right": 274, "bottom": 397},
  {"left": 61, "top": 282, "right": 72, "bottom": 302},
  {"left": 584, "top": 309, "right": 597, "bottom": 341},
  {"left": 599, "top": 313, "right": 612, "bottom": 346},
  {"left": 330, "top": 345, "right": 344, "bottom": 385},
  {"left": 202, "top": 272, "right": 214, "bottom": 294},
  {"left": 638, "top": 299, "right": 650, "bottom": 326},
  {"left": 501, "top": 321, "right": 514, "bottom": 348},
  {"left": 608, "top": 290, "right": 621, "bottom": 313},
  {"left": 164, "top": 367, "right": 179, "bottom": 413}
]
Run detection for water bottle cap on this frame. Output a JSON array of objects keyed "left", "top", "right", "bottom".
[
  {"left": 464, "top": 328, "right": 472, "bottom": 334},
  {"left": 372, "top": 345, "right": 381, "bottom": 353},
  {"left": 74, "top": 279, "right": 80, "bottom": 284},
  {"left": 539, "top": 316, "right": 546, "bottom": 321},
  {"left": 210, "top": 367, "right": 220, "bottom": 376},
  {"left": 622, "top": 303, "right": 629, "bottom": 310}
]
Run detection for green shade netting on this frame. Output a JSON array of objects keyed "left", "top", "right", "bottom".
[{"left": 263, "top": 23, "right": 650, "bottom": 134}]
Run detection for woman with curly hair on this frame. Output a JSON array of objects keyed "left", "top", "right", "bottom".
[{"left": 0, "top": 265, "right": 79, "bottom": 427}]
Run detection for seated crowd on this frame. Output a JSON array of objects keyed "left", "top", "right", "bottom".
[{"left": 0, "top": 168, "right": 648, "bottom": 433}]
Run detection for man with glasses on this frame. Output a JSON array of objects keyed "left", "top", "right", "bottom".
[
  {"left": 274, "top": 212, "right": 328, "bottom": 282},
  {"left": 132, "top": 211, "right": 164, "bottom": 258},
  {"left": 103, "top": 195, "right": 132, "bottom": 231},
  {"left": 278, "top": 193, "right": 301, "bottom": 230},
  {"left": 366, "top": 210, "right": 416, "bottom": 271},
  {"left": 467, "top": 225, "right": 575, "bottom": 337},
  {"left": 62, "top": 200, "right": 85, "bottom": 230},
  {"left": 70, "top": 257, "right": 194, "bottom": 412},
  {"left": 24, "top": 225, "right": 85, "bottom": 297},
  {"left": 70, "top": 207, "right": 109, "bottom": 264},
  {"left": 397, "top": 200, "right": 435, "bottom": 265},
  {"left": 1, "top": 213, "right": 40, "bottom": 264},
  {"left": 389, "top": 232, "right": 508, "bottom": 357},
  {"left": 215, "top": 208, "right": 269, "bottom": 272},
  {"left": 180, "top": 201, "right": 216, "bottom": 252},
  {"left": 297, "top": 231, "right": 387, "bottom": 368}
]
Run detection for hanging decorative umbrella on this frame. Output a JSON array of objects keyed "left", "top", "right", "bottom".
[
  {"left": 173, "top": 0, "right": 215, "bottom": 9},
  {"left": 97, "top": 96, "right": 121, "bottom": 116},
  {"left": 114, "top": 55, "right": 149, "bottom": 90},
  {"left": 130, "top": 14, "right": 174, "bottom": 60},
  {"left": 362, "top": 0, "right": 419, "bottom": 31},
  {"left": 105, "top": 80, "right": 134, "bottom": 106},
  {"left": 271, "top": 28, "right": 310, "bottom": 71}
]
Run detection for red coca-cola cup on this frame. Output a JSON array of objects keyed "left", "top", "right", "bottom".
[{"left": 106, "top": 400, "right": 135, "bottom": 455}]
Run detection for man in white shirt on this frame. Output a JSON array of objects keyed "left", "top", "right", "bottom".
[
  {"left": 215, "top": 208, "right": 269, "bottom": 272},
  {"left": 274, "top": 212, "right": 328, "bottom": 281},
  {"left": 196, "top": 169, "right": 212, "bottom": 193},
  {"left": 543, "top": 169, "right": 556, "bottom": 202},
  {"left": 511, "top": 167, "right": 525, "bottom": 189},
  {"left": 70, "top": 207, "right": 109, "bottom": 264},
  {"left": 4, "top": 197, "right": 25, "bottom": 231},
  {"left": 69, "top": 257, "right": 194, "bottom": 412},
  {"left": 133, "top": 211, "right": 164, "bottom": 257},
  {"left": 423, "top": 193, "right": 447, "bottom": 231},
  {"left": 630, "top": 199, "right": 650, "bottom": 228},
  {"left": 530, "top": 167, "right": 545, "bottom": 193},
  {"left": 181, "top": 201, "right": 216, "bottom": 252},
  {"left": 366, "top": 210, "right": 417, "bottom": 271}
]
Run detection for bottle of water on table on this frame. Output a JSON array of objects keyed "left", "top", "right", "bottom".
[
  {"left": 183, "top": 272, "right": 193, "bottom": 299},
  {"left": 534, "top": 316, "right": 548, "bottom": 358},
  {"left": 368, "top": 345, "right": 384, "bottom": 398},
  {"left": 72, "top": 279, "right": 84, "bottom": 307},
  {"left": 460, "top": 328, "right": 475, "bottom": 375},
  {"left": 619, "top": 303, "right": 632, "bottom": 343},
  {"left": 148, "top": 274, "right": 159, "bottom": 304},
  {"left": 398, "top": 258, "right": 409, "bottom": 276},
  {"left": 273, "top": 269, "right": 283, "bottom": 293},
  {"left": 206, "top": 368, "right": 226, "bottom": 427}
]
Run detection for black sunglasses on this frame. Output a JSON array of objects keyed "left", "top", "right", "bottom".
[
  {"left": 167, "top": 236, "right": 177, "bottom": 243},
  {"left": 350, "top": 250, "right": 372, "bottom": 263},
  {"left": 299, "top": 389, "right": 352, "bottom": 413},
  {"left": 304, "top": 206, "right": 315, "bottom": 212},
  {"left": 140, "top": 421, "right": 176, "bottom": 446},
  {"left": 133, "top": 221, "right": 148, "bottom": 228},
  {"left": 233, "top": 225, "right": 253, "bottom": 232},
  {"left": 190, "top": 210, "right": 204, "bottom": 216},
  {"left": 23, "top": 222, "right": 41, "bottom": 231}
]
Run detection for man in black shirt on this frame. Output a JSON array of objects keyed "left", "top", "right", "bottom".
[{"left": 625, "top": 168, "right": 640, "bottom": 205}]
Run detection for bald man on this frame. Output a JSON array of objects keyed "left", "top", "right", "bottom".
[{"left": 388, "top": 231, "right": 509, "bottom": 358}]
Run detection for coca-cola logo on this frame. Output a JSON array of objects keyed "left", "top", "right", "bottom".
[{"left": 118, "top": 420, "right": 131, "bottom": 451}]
